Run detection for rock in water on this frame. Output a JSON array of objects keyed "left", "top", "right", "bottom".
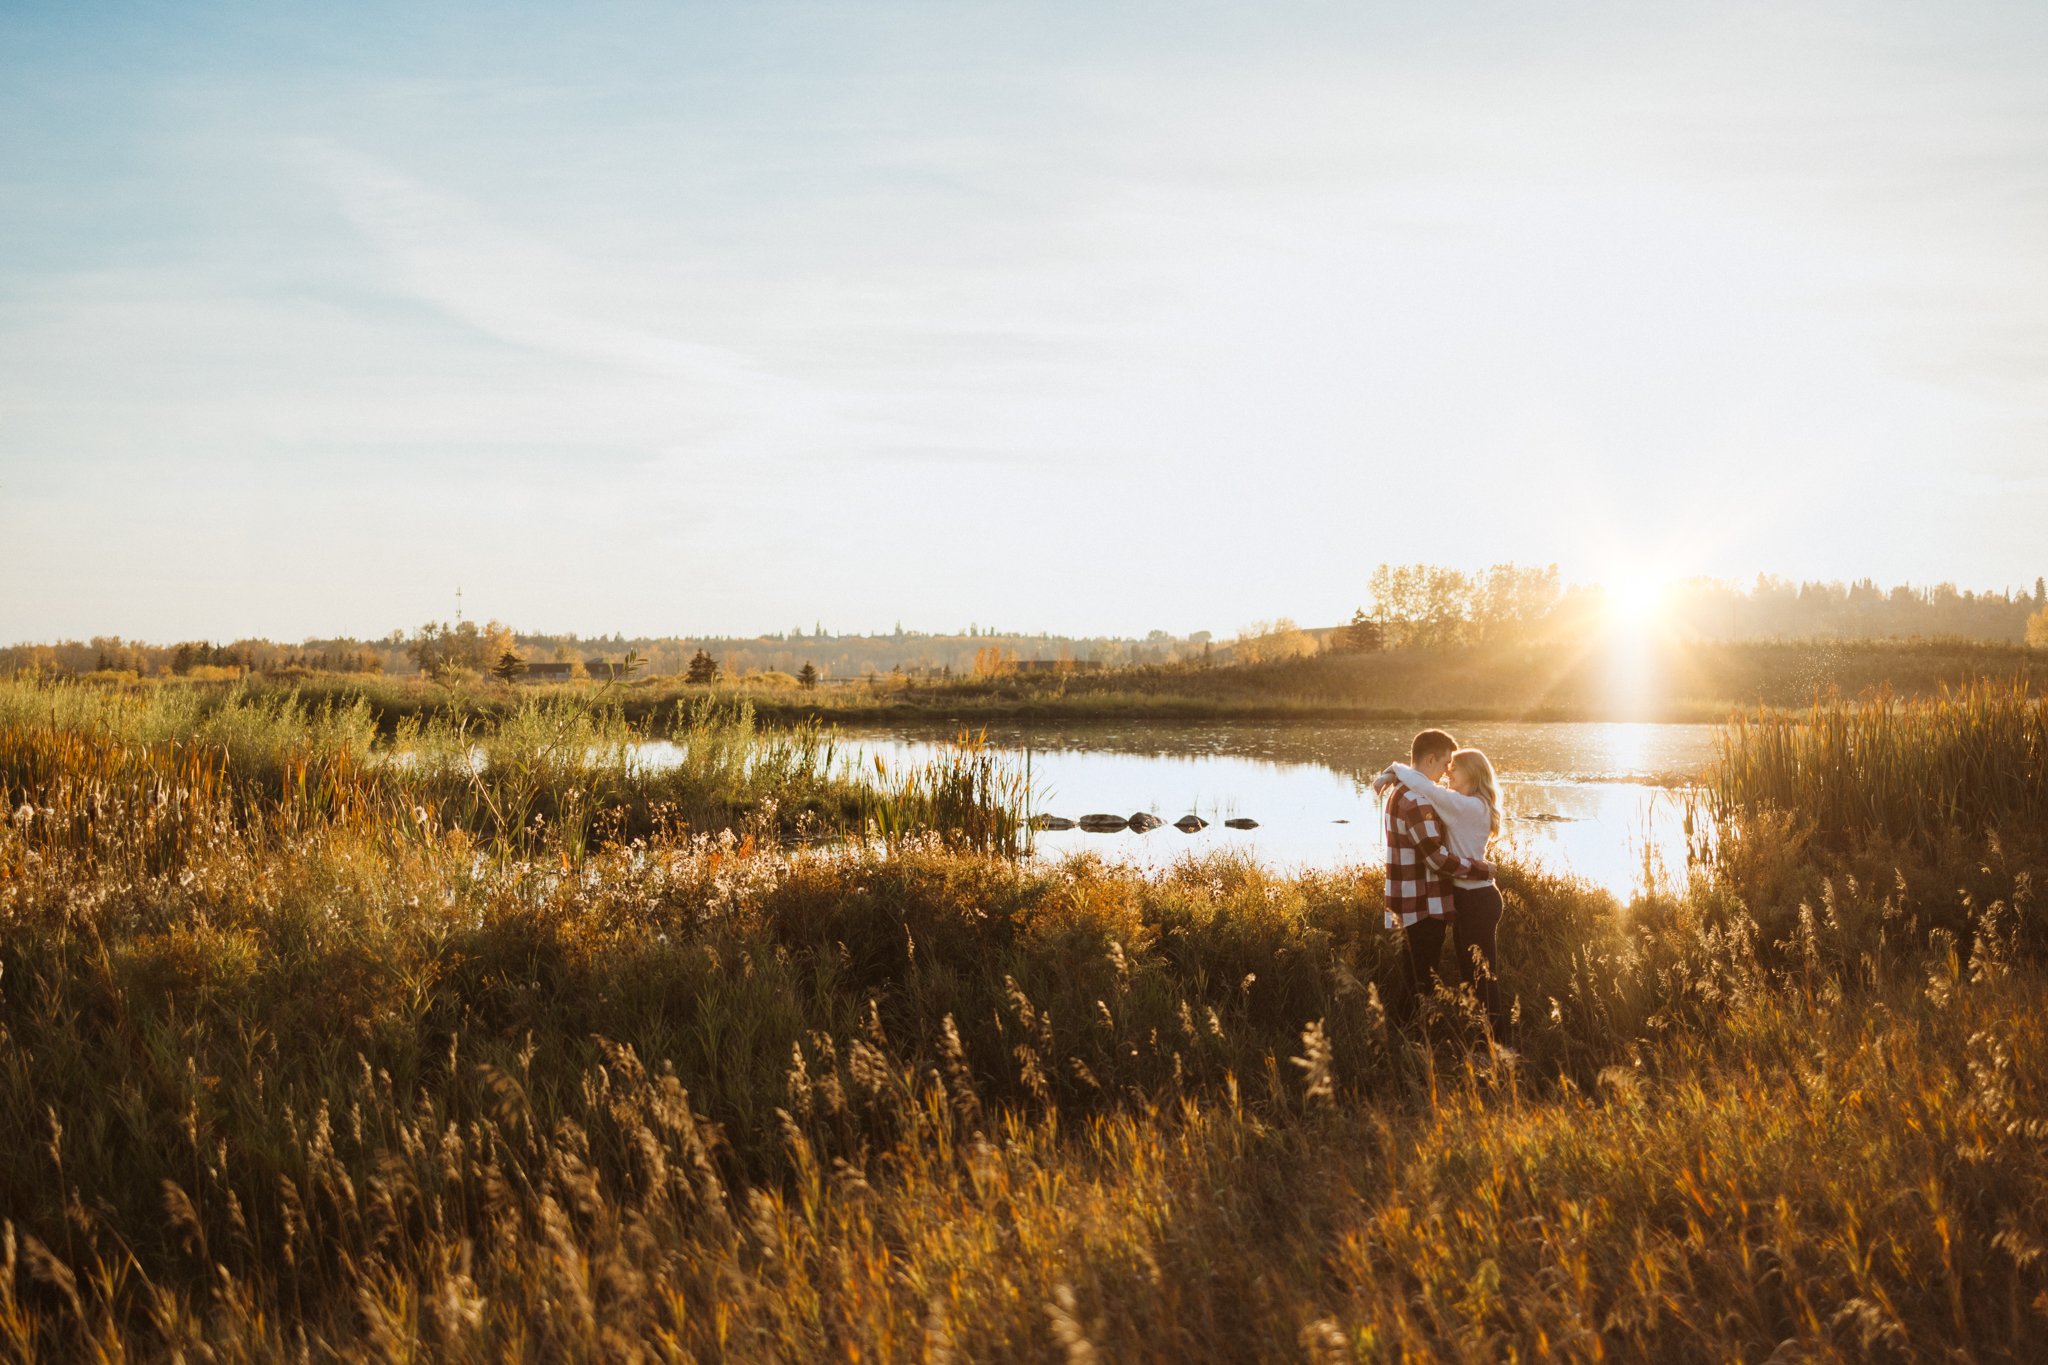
[
  {"left": 1076, "top": 813, "right": 1130, "bottom": 833},
  {"left": 1174, "top": 815, "right": 1208, "bottom": 832},
  {"left": 1030, "top": 814, "right": 1077, "bottom": 831},
  {"left": 1128, "top": 812, "right": 1164, "bottom": 832},
  {"left": 1223, "top": 817, "right": 1259, "bottom": 830}
]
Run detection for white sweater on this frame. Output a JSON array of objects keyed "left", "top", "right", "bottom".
[{"left": 1389, "top": 763, "right": 1495, "bottom": 889}]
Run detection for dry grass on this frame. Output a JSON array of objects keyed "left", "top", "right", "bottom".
[
  {"left": 1712, "top": 680, "right": 2048, "bottom": 848},
  {"left": 0, "top": 679, "right": 1032, "bottom": 869},
  {"left": 0, "top": 686, "right": 2043, "bottom": 1359},
  {"left": 73, "top": 636, "right": 2047, "bottom": 730}
]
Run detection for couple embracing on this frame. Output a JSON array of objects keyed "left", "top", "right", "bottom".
[{"left": 1372, "top": 728, "right": 1510, "bottom": 1041}]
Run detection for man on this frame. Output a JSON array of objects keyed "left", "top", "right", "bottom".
[{"left": 1376, "top": 728, "right": 1494, "bottom": 1023}]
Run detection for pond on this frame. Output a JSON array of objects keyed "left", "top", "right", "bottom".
[{"left": 841, "top": 720, "right": 1722, "bottom": 900}]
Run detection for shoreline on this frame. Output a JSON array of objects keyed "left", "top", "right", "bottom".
[
  {"left": 37, "top": 634, "right": 2041, "bottom": 734},
  {"left": 740, "top": 697, "right": 1744, "bottom": 727}
]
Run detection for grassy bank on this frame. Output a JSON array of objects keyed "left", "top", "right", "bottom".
[
  {"left": 90, "top": 636, "right": 2047, "bottom": 731},
  {"left": 0, "top": 688, "right": 2044, "bottom": 1357},
  {"left": 936, "top": 635, "right": 2047, "bottom": 723},
  {"left": 0, "top": 679, "right": 1027, "bottom": 862}
]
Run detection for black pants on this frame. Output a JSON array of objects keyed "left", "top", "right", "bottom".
[{"left": 1403, "top": 885, "right": 1508, "bottom": 1038}]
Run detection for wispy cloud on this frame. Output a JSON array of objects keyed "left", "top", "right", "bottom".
[{"left": 299, "top": 140, "right": 805, "bottom": 415}]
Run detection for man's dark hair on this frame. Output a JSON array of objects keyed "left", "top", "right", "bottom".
[{"left": 1411, "top": 728, "right": 1458, "bottom": 765}]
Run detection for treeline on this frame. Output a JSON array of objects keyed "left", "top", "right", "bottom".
[
  {"left": 510, "top": 624, "right": 1210, "bottom": 680},
  {"left": 1663, "top": 575, "right": 2048, "bottom": 643},
  {"left": 7, "top": 569, "right": 2043, "bottom": 683},
  {"left": 1335, "top": 565, "right": 2048, "bottom": 651},
  {"left": 0, "top": 623, "right": 1214, "bottom": 682},
  {"left": 0, "top": 635, "right": 396, "bottom": 679}
]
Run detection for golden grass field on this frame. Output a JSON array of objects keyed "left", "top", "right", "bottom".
[{"left": 1, "top": 678, "right": 2044, "bottom": 1360}]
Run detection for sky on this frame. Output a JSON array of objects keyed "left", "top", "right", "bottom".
[{"left": 2, "top": 0, "right": 2045, "bottom": 643}]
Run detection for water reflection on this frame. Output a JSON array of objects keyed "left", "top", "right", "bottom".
[{"left": 843, "top": 721, "right": 1719, "bottom": 901}]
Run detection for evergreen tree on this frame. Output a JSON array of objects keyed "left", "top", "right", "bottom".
[
  {"left": 797, "top": 661, "right": 818, "bottom": 689},
  {"left": 1342, "top": 607, "right": 1385, "bottom": 653},
  {"left": 491, "top": 650, "right": 528, "bottom": 683},
  {"left": 686, "top": 649, "right": 720, "bottom": 685}
]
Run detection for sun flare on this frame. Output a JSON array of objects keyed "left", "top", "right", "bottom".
[{"left": 1605, "top": 577, "right": 1672, "bottom": 631}]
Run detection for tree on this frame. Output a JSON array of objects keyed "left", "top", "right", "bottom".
[
  {"left": 1368, "top": 564, "right": 1469, "bottom": 647},
  {"left": 1472, "top": 563, "right": 1561, "bottom": 644},
  {"left": 1364, "top": 563, "right": 1564, "bottom": 648},
  {"left": 491, "top": 650, "right": 528, "bottom": 683},
  {"left": 1342, "top": 608, "right": 1385, "bottom": 653},
  {"left": 407, "top": 624, "right": 444, "bottom": 677},
  {"left": 2028, "top": 605, "right": 2048, "bottom": 650},
  {"left": 408, "top": 619, "right": 514, "bottom": 680},
  {"left": 1233, "top": 619, "right": 1315, "bottom": 664},
  {"left": 686, "top": 649, "right": 720, "bottom": 685},
  {"left": 797, "top": 661, "right": 818, "bottom": 689}
]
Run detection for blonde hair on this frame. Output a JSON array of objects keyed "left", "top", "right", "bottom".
[{"left": 1451, "top": 748, "right": 1502, "bottom": 838}]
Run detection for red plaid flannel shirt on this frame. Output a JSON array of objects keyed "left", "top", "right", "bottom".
[{"left": 1382, "top": 784, "right": 1492, "bottom": 929}]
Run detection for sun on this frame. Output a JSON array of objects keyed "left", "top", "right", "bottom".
[{"left": 1605, "top": 577, "right": 1671, "bottom": 631}]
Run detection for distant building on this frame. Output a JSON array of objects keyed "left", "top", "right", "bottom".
[{"left": 519, "top": 661, "right": 576, "bottom": 683}]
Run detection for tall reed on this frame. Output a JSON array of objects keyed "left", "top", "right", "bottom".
[
  {"left": 860, "top": 729, "right": 1030, "bottom": 856},
  {"left": 0, "top": 679, "right": 931, "bottom": 868},
  {"left": 1710, "top": 680, "right": 2048, "bottom": 848}
]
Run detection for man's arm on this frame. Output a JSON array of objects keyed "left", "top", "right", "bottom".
[
  {"left": 1389, "top": 763, "right": 1490, "bottom": 820},
  {"left": 1399, "top": 791, "right": 1495, "bottom": 881}
]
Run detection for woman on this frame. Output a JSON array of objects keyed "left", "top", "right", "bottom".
[{"left": 1377, "top": 748, "right": 1509, "bottom": 1039}]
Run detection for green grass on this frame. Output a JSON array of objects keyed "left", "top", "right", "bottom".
[{"left": 0, "top": 685, "right": 2044, "bottom": 1358}]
